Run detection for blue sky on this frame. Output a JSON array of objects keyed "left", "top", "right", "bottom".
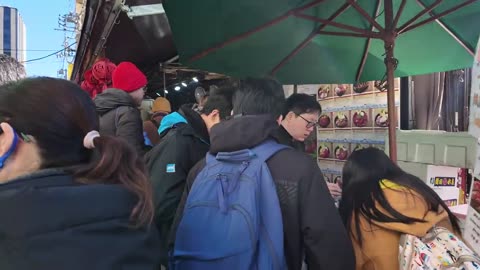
[{"left": 0, "top": 0, "right": 73, "bottom": 77}]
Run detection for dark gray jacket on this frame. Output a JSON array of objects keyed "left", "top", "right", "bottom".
[
  {"left": 0, "top": 169, "right": 161, "bottom": 270},
  {"left": 94, "top": 89, "right": 145, "bottom": 155}
]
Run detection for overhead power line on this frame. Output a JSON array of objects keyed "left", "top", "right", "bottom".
[
  {"left": 21, "top": 42, "right": 77, "bottom": 63},
  {"left": 6, "top": 49, "right": 70, "bottom": 52}
]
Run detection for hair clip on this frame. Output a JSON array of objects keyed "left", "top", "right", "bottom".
[
  {"left": 20, "top": 133, "right": 31, "bottom": 143},
  {"left": 0, "top": 128, "right": 30, "bottom": 143}
]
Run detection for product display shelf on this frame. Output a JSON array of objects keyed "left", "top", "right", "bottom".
[
  {"left": 318, "top": 87, "right": 400, "bottom": 102},
  {"left": 318, "top": 157, "right": 347, "bottom": 162},
  {"left": 318, "top": 103, "right": 399, "bottom": 131},
  {"left": 318, "top": 126, "right": 389, "bottom": 131}
]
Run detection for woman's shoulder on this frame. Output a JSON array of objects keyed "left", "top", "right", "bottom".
[
  {"left": 374, "top": 179, "right": 449, "bottom": 236},
  {"left": 380, "top": 179, "right": 429, "bottom": 209}
]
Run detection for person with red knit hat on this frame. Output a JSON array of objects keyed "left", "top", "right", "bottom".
[{"left": 94, "top": 61, "right": 148, "bottom": 155}]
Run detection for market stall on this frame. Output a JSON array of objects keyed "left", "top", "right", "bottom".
[
  {"left": 72, "top": 0, "right": 229, "bottom": 108},
  {"left": 163, "top": 0, "right": 480, "bottom": 161}
]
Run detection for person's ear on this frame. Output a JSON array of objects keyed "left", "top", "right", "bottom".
[
  {"left": 286, "top": 111, "right": 296, "bottom": 121},
  {"left": 0, "top": 123, "right": 15, "bottom": 156},
  {"left": 276, "top": 115, "right": 284, "bottom": 125},
  {"left": 208, "top": 109, "right": 221, "bottom": 123}
]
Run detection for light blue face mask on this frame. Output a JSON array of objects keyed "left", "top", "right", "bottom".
[{"left": 0, "top": 131, "right": 19, "bottom": 169}]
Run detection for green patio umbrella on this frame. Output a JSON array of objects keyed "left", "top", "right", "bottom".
[{"left": 164, "top": 0, "right": 480, "bottom": 161}]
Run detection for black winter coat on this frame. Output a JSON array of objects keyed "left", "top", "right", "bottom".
[
  {"left": 0, "top": 169, "right": 160, "bottom": 270},
  {"left": 94, "top": 89, "right": 145, "bottom": 155},
  {"left": 144, "top": 105, "right": 210, "bottom": 266},
  {"left": 171, "top": 115, "right": 355, "bottom": 270},
  {"left": 276, "top": 125, "right": 306, "bottom": 152}
]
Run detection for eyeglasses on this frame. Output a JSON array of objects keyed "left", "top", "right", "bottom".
[{"left": 296, "top": 114, "right": 319, "bottom": 129}]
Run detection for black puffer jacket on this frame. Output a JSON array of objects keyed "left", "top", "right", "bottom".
[
  {"left": 0, "top": 169, "right": 160, "bottom": 270},
  {"left": 171, "top": 115, "right": 355, "bottom": 270},
  {"left": 276, "top": 125, "right": 306, "bottom": 152},
  {"left": 94, "top": 89, "right": 145, "bottom": 155},
  {"left": 144, "top": 105, "right": 210, "bottom": 267}
]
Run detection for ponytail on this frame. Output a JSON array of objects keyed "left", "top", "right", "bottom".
[
  {"left": 0, "top": 77, "right": 154, "bottom": 227},
  {"left": 72, "top": 135, "right": 154, "bottom": 227}
]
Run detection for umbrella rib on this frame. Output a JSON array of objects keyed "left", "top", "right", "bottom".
[
  {"left": 316, "top": 31, "right": 381, "bottom": 39},
  {"left": 393, "top": 0, "right": 408, "bottom": 28},
  {"left": 294, "top": 13, "right": 380, "bottom": 36},
  {"left": 356, "top": 0, "right": 383, "bottom": 82},
  {"left": 269, "top": 3, "right": 352, "bottom": 75},
  {"left": 397, "top": 0, "right": 443, "bottom": 33},
  {"left": 187, "top": 0, "right": 327, "bottom": 62},
  {"left": 347, "top": 0, "right": 385, "bottom": 33},
  {"left": 411, "top": 0, "right": 475, "bottom": 56},
  {"left": 399, "top": 0, "right": 477, "bottom": 34}
]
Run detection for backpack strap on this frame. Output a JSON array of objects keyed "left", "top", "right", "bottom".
[
  {"left": 205, "top": 153, "right": 217, "bottom": 164},
  {"left": 250, "top": 140, "right": 289, "bottom": 163},
  {"left": 207, "top": 140, "right": 288, "bottom": 164}
]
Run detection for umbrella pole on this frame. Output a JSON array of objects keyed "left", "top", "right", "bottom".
[
  {"left": 384, "top": 0, "right": 397, "bottom": 163},
  {"left": 385, "top": 43, "right": 398, "bottom": 163}
]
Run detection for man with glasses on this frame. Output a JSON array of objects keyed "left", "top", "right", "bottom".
[
  {"left": 170, "top": 80, "right": 354, "bottom": 270},
  {"left": 278, "top": 93, "right": 320, "bottom": 151},
  {"left": 279, "top": 93, "right": 342, "bottom": 199}
]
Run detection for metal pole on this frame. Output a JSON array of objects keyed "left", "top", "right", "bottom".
[
  {"left": 385, "top": 46, "right": 397, "bottom": 162},
  {"left": 384, "top": 0, "right": 398, "bottom": 162},
  {"left": 163, "top": 68, "right": 166, "bottom": 97}
]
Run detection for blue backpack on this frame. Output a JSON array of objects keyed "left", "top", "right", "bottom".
[{"left": 171, "top": 140, "right": 288, "bottom": 270}]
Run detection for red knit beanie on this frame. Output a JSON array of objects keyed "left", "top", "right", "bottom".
[{"left": 112, "top": 62, "right": 147, "bottom": 92}]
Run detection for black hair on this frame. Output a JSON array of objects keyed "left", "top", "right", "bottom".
[
  {"left": 338, "top": 147, "right": 460, "bottom": 246},
  {"left": 0, "top": 77, "right": 153, "bottom": 227},
  {"left": 283, "top": 93, "right": 321, "bottom": 117},
  {"left": 200, "top": 85, "right": 233, "bottom": 120},
  {"left": 232, "top": 77, "right": 285, "bottom": 118}
]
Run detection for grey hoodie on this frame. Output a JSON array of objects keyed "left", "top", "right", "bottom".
[{"left": 94, "top": 89, "right": 145, "bottom": 155}]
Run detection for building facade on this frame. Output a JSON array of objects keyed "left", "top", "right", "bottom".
[{"left": 0, "top": 6, "right": 26, "bottom": 63}]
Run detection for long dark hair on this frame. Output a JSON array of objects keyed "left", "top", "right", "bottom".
[
  {"left": 338, "top": 147, "right": 459, "bottom": 246},
  {"left": 0, "top": 77, "right": 153, "bottom": 227}
]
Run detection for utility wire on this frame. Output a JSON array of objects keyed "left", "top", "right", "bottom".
[
  {"left": 6, "top": 49, "right": 73, "bottom": 52},
  {"left": 21, "top": 42, "right": 77, "bottom": 63}
]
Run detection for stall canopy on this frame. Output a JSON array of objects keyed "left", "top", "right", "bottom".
[
  {"left": 72, "top": 0, "right": 176, "bottom": 89},
  {"left": 163, "top": 0, "right": 480, "bottom": 161},
  {"left": 72, "top": 0, "right": 230, "bottom": 103}
]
